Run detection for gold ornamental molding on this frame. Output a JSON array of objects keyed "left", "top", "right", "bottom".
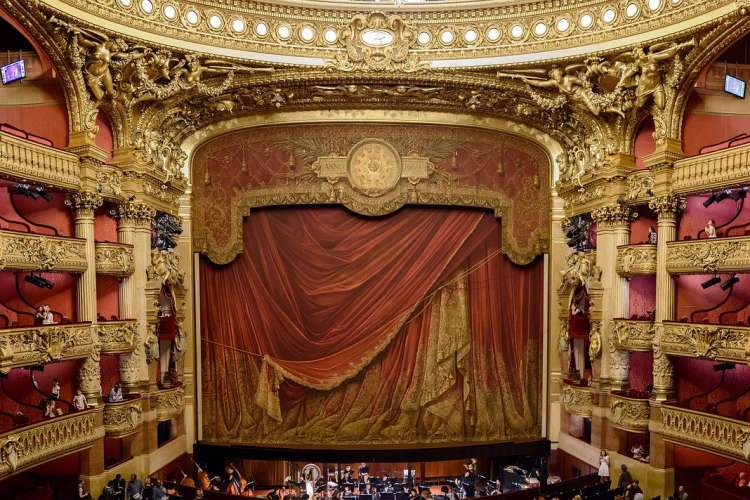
[
  {"left": 672, "top": 141, "right": 750, "bottom": 194},
  {"left": 0, "top": 230, "right": 87, "bottom": 273},
  {"left": 616, "top": 244, "right": 657, "bottom": 277},
  {"left": 609, "top": 392, "right": 650, "bottom": 433},
  {"left": 151, "top": 385, "right": 185, "bottom": 421},
  {"left": 0, "top": 323, "right": 95, "bottom": 374},
  {"left": 95, "top": 242, "right": 135, "bottom": 277},
  {"left": 0, "top": 408, "right": 101, "bottom": 479},
  {"left": 0, "top": 130, "right": 81, "bottom": 191},
  {"left": 103, "top": 396, "right": 143, "bottom": 438},
  {"left": 625, "top": 170, "right": 655, "bottom": 204},
  {"left": 612, "top": 319, "right": 656, "bottom": 351},
  {"left": 561, "top": 383, "right": 594, "bottom": 417},
  {"left": 666, "top": 236, "right": 750, "bottom": 274},
  {"left": 30, "top": 0, "right": 739, "bottom": 67},
  {"left": 661, "top": 404, "right": 750, "bottom": 462},
  {"left": 661, "top": 321, "right": 749, "bottom": 364},
  {"left": 96, "top": 320, "right": 138, "bottom": 354}
]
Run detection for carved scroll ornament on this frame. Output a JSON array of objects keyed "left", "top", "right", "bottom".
[
  {"left": 616, "top": 245, "right": 657, "bottom": 276},
  {"left": 0, "top": 324, "right": 94, "bottom": 374},
  {"left": 661, "top": 322, "right": 748, "bottom": 363},
  {"left": 561, "top": 385, "right": 593, "bottom": 417},
  {"left": 609, "top": 394, "right": 650, "bottom": 432},
  {"left": 0, "top": 231, "right": 87, "bottom": 273},
  {"left": 612, "top": 319, "right": 656, "bottom": 351},
  {"left": 666, "top": 238, "right": 749, "bottom": 274}
]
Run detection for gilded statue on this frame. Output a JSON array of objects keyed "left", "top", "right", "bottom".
[{"left": 69, "top": 27, "right": 132, "bottom": 101}]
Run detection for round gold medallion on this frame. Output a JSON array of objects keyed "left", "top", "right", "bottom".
[{"left": 346, "top": 139, "right": 402, "bottom": 197}]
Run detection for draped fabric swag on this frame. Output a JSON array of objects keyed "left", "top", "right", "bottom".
[{"left": 200, "top": 206, "right": 542, "bottom": 445}]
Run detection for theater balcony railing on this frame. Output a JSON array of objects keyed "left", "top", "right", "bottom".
[
  {"left": 609, "top": 391, "right": 650, "bottom": 433},
  {"left": 612, "top": 319, "right": 656, "bottom": 352},
  {"left": 672, "top": 141, "right": 750, "bottom": 194},
  {"left": 96, "top": 320, "right": 137, "bottom": 355},
  {"left": 151, "top": 384, "right": 185, "bottom": 421},
  {"left": 561, "top": 381, "right": 593, "bottom": 418},
  {"left": 666, "top": 236, "right": 750, "bottom": 275},
  {"left": 95, "top": 242, "right": 135, "bottom": 277},
  {"left": 616, "top": 244, "right": 657, "bottom": 277},
  {"left": 661, "top": 321, "right": 749, "bottom": 364},
  {"left": 0, "top": 408, "right": 102, "bottom": 480},
  {"left": 0, "top": 129, "right": 80, "bottom": 191},
  {"left": 0, "top": 323, "right": 94, "bottom": 374},
  {"left": 103, "top": 395, "right": 143, "bottom": 438},
  {"left": 660, "top": 404, "right": 750, "bottom": 462},
  {"left": 0, "top": 229, "right": 87, "bottom": 273}
]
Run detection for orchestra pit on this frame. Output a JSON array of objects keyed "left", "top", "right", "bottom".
[{"left": 1, "top": 0, "right": 750, "bottom": 498}]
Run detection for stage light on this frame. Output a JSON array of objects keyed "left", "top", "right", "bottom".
[
  {"left": 703, "top": 194, "right": 718, "bottom": 207},
  {"left": 730, "top": 187, "right": 749, "bottom": 201},
  {"left": 720, "top": 274, "right": 740, "bottom": 291},
  {"left": 24, "top": 274, "right": 54, "bottom": 289},
  {"left": 701, "top": 276, "right": 721, "bottom": 289},
  {"left": 12, "top": 183, "right": 51, "bottom": 201},
  {"left": 714, "top": 362, "right": 736, "bottom": 372}
]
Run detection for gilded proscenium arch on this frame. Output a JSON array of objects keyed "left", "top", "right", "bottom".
[{"left": 181, "top": 109, "right": 562, "bottom": 266}]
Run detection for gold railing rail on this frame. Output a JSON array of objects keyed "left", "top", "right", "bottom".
[
  {"left": 612, "top": 319, "right": 655, "bottom": 352},
  {"left": 662, "top": 321, "right": 749, "bottom": 364},
  {"left": 672, "top": 142, "right": 750, "bottom": 194},
  {"left": 616, "top": 244, "right": 657, "bottom": 277},
  {"left": 0, "top": 130, "right": 80, "bottom": 190},
  {"left": 95, "top": 242, "right": 135, "bottom": 276},
  {"left": 661, "top": 405, "right": 750, "bottom": 462},
  {"left": 0, "top": 230, "right": 87, "bottom": 272},
  {"left": 96, "top": 320, "right": 137, "bottom": 355},
  {"left": 0, "top": 408, "right": 101, "bottom": 479},
  {"left": 150, "top": 385, "right": 185, "bottom": 421},
  {"left": 561, "top": 383, "right": 593, "bottom": 417},
  {"left": 103, "top": 396, "right": 143, "bottom": 438},
  {"left": 609, "top": 393, "right": 650, "bottom": 432},
  {"left": 666, "top": 236, "right": 750, "bottom": 275},
  {"left": 0, "top": 323, "right": 94, "bottom": 374}
]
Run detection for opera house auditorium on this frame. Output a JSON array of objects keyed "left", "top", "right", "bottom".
[{"left": 1, "top": 0, "right": 750, "bottom": 497}]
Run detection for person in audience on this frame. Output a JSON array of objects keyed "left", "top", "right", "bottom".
[
  {"left": 598, "top": 449, "right": 610, "bottom": 483},
  {"left": 51, "top": 378, "right": 61, "bottom": 400},
  {"left": 73, "top": 389, "right": 88, "bottom": 411},
  {"left": 647, "top": 226, "right": 657, "bottom": 245},
  {"left": 127, "top": 473, "right": 144, "bottom": 500},
  {"left": 617, "top": 464, "right": 632, "bottom": 490},
  {"left": 737, "top": 472, "right": 747, "bottom": 488},
  {"left": 705, "top": 219, "right": 717, "bottom": 238},
  {"left": 79, "top": 479, "right": 92, "bottom": 499},
  {"left": 44, "top": 398, "right": 58, "bottom": 418},
  {"left": 109, "top": 382, "right": 124, "bottom": 403},
  {"left": 35, "top": 306, "right": 46, "bottom": 325},
  {"left": 42, "top": 304, "right": 55, "bottom": 325},
  {"left": 113, "top": 474, "right": 126, "bottom": 500},
  {"left": 676, "top": 485, "right": 688, "bottom": 499},
  {"left": 267, "top": 487, "right": 280, "bottom": 500}
]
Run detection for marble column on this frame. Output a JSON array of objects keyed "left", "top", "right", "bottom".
[
  {"left": 113, "top": 200, "right": 156, "bottom": 391},
  {"left": 66, "top": 191, "right": 103, "bottom": 403},
  {"left": 648, "top": 194, "right": 684, "bottom": 401}
]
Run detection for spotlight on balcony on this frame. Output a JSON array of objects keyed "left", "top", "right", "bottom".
[
  {"left": 701, "top": 276, "right": 721, "bottom": 289},
  {"left": 720, "top": 274, "right": 740, "bottom": 291},
  {"left": 12, "top": 183, "right": 51, "bottom": 201},
  {"left": 24, "top": 274, "right": 54, "bottom": 289},
  {"left": 730, "top": 186, "right": 749, "bottom": 201},
  {"left": 714, "top": 362, "right": 736, "bottom": 372}
]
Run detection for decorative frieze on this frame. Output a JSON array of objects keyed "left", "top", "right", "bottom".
[
  {"left": 609, "top": 393, "right": 650, "bottom": 432},
  {"left": 0, "top": 230, "right": 87, "bottom": 272},
  {"left": 95, "top": 242, "right": 135, "bottom": 276},
  {"left": 661, "top": 322, "right": 749, "bottom": 364},
  {"left": 96, "top": 320, "right": 138, "bottom": 354},
  {"left": 666, "top": 236, "right": 750, "bottom": 274},
  {"left": 151, "top": 385, "right": 185, "bottom": 421},
  {"left": 648, "top": 194, "right": 686, "bottom": 219},
  {"left": 612, "top": 319, "right": 656, "bottom": 351},
  {"left": 0, "top": 409, "right": 101, "bottom": 479},
  {"left": 561, "top": 384, "right": 593, "bottom": 417},
  {"left": 616, "top": 245, "right": 657, "bottom": 276},
  {"left": 672, "top": 142, "right": 750, "bottom": 194},
  {"left": 103, "top": 396, "right": 142, "bottom": 437},
  {"left": 560, "top": 251, "right": 601, "bottom": 292},
  {"left": 625, "top": 171, "right": 655, "bottom": 203},
  {"left": 661, "top": 405, "right": 750, "bottom": 462},
  {"left": 0, "top": 129, "right": 80, "bottom": 191},
  {"left": 0, "top": 324, "right": 94, "bottom": 374}
]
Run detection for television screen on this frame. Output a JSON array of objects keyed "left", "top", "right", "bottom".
[
  {"left": 725, "top": 74, "right": 746, "bottom": 98},
  {"left": 1, "top": 60, "right": 25, "bottom": 85}
]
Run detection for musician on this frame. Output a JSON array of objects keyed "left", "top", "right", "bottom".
[
  {"left": 461, "top": 470, "right": 475, "bottom": 498},
  {"left": 226, "top": 464, "right": 243, "bottom": 495},
  {"left": 359, "top": 463, "right": 369, "bottom": 477},
  {"left": 342, "top": 466, "right": 354, "bottom": 482},
  {"left": 267, "top": 487, "right": 281, "bottom": 500}
]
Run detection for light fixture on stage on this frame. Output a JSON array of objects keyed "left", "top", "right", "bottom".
[
  {"left": 12, "top": 183, "right": 51, "bottom": 201},
  {"left": 24, "top": 274, "right": 54, "bottom": 289},
  {"left": 701, "top": 276, "right": 721, "bottom": 289},
  {"left": 720, "top": 274, "right": 740, "bottom": 291},
  {"left": 703, "top": 189, "right": 732, "bottom": 207},
  {"left": 729, "top": 186, "right": 749, "bottom": 201}
]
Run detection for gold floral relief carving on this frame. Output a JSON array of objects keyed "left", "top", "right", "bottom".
[
  {"left": 560, "top": 251, "right": 601, "bottom": 292},
  {"left": 666, "top": 237, "right": 749, "bottom": 274},
  {"left": 95, "top": 243, "right": 135, "bottom": 276},
  {"left": 609, "top": 394, "right": 650, "bottom": 432},
  {"left": 661, "top": 322, "right": 748, "bottom": 363},
  {"left": 0, "top": 324, "right": 94, "bottom": 374},
  {"left": 612, "top": 319, "right": 656, "bottom": 351},
  {"left": 152, "top": 386, "right": 185, "bottom": 421},
  {"left": 96, "top": 321, "right": 137, "bottom": 354},
  {"left": 661, "top": 405, "right": 750, "bottom": 462},
  {"left": 561, "top": 384, "right": 593, "bottom": 417},
  {"left": 103, "top": 397, "right": 142, "bottom": 437},
  {"left": 0, "top": 231, "right": 87, "bottom": 273},
  {"left": 616, "top": 245, "right": 657, "bottom": 277}
]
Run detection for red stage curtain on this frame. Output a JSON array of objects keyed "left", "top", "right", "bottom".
[{"left": 200, "top": 206, "right": 542, "bottom": 442}]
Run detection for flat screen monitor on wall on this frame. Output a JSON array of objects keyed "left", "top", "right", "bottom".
[
  {"left": 725, "top": 74, "right": 746, "bottom": 99},
  {"left": 1, "top": 60, "right": 25, "bottom": 85}
]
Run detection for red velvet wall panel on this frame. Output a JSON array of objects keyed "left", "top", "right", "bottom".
[
  {"left": 629, "top": 209, "right": 658, "bottom": 245},
  {"left": 678, "top": 195, "right": 750, "bottom": 241},
  {"left": 675, "top": 274, "right": 750, "bottom": 324},
  {"left": 628, "top": 352, "right": 653, "bottom": 392},
  {"left": 0, "top": 271, "right": 77, "bottom": 324},
  {"left": 0, "top": 184, "right": 74, "bottom": 236},
  {"left": 100, "top": 354, "right": 120, "bottom": 397},
  {"left": 633, "top": 118, "right": 656, "bottom": 170},
  {"left": 94, "top": 205, "right": 118, "bottom": 242},
  {"left": 682, "top": 95, "right": 750, "bottom": 155},
  {"left": 628, "top": 277, "right": 656, "bottom": 319},
  {"left": 95, "top": 114, "right": 114, "bottom": 162},
  {"left": 0, "top": 103, "right": 68, "bottom": 148},
  {"left": 96, "top": 275, "right": 120, "bottom": 320}
]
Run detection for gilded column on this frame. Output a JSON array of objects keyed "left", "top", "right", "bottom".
[
  {"left": 648, "top": 194, "right": 684, "bottom": 400},
  {"left": 113, "top": 201, "right": 156, "bottom": 391},
  {"left": 66, "top": 191, "right": 103, "bottom": 403},
  {"left": 591, "top": 204, "right": 633, "bottom": 391}
]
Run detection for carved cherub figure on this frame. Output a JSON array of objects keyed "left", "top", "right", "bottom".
[
  {"left": 171, "top": 54, "right": 272, "bottom": 88},
  {"left": 73, "top": 29, "right": 132, "bottom": 101}
]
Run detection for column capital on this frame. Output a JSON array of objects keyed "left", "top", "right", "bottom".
[
  {"left": 648, "top": 194, "right": 686, "bottom": 219},
  {"left": 591, "top": 204, "right": 636, "bottom": 228},
  {"left": 65, "top": 191, "right": 103, "bottom": 217},
  {"left": 112, "top": 200, "right": 156, "bottom": 227}
]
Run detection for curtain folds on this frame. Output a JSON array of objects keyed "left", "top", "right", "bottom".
[{"left": 200, "top": 206, "right": 542, "bottom": 444}]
